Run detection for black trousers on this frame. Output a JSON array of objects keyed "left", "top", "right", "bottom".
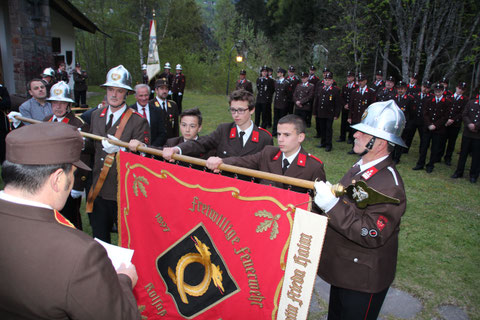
[
  {"left": 88, "top": 197, "right": 117, "bottom": 243},
  {"left": 74, "top": 90, "right": 87, "bottom": 106},
  {"left": 255, "top": 102, "right": 268, "bottom": 127},
  {"left": 441, "top": 125, "right": 461, "bottom": 162},
  {"left": 287, "top": 101, "right": 294, "bottom": 114},
  {"left": 294, "top": 109, "right": 310, "bottom": 125},
  {"left": 454, "top": 135, "right": 480, "bottom": 179},
  {"left": 416, "top": 130, "right": 444, "bottom": 169},
  {"left": 316, "top": 117, "right": 334, "bottom": 147},
  {"left": 173, "top": 93, "right": 183, "bottom": 114},
  {"left": 264, "top": 101, "right": 272, "bottom": 128},
  {"left": 328, "top": 285, "right": 389, "bottom": 320},
  {"left": 339, "top": 107, "right": 352, "bottom": 141},
  {"left": 60, "top": 194, "right": 83, "bottom": 230},
  {"left": 405, "top": 121, "right": 424, "bottom": 153},
  {"left": 273, "top": 108, "right": 288, "bottom": 135}
]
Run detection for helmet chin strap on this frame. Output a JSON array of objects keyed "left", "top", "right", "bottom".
[{"left": 359, "top": 137, "right": 376, "bottom": 157}]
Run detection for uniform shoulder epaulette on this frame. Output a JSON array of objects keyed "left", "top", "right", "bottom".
[
  {"left": 258, "top": 126, "right": 272, "bottom": 137},
  {"left": 308, "top": 153, "right": 323, "bottom": 164},
  {"left": 132, "top": 110, "right": 143, "bottom": 117},
  {"left": 54, "top": 210, "right": 76, "bottom": 229}
]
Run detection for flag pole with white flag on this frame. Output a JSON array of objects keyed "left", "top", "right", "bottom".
[{"left": 147, "top": 11, "right": 161, "bottom": 82}]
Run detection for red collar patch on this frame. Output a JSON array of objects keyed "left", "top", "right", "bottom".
[
  {"left": 251, "top": 130, "right": 259, "bottom": 143},
  {"left": 229, "top": 127, "right": 237, "bottom": 139},
  {"left": 361, "top": 166, "right": 378, "bottom": 180},
  {"left": 54, "top": 210, "right": 76, "bottom": 229},
  {"left": 99, "top": 107, "right": 107, "bottom": 118},
  {"left": 272, "top": 150, "right": 282, "bottom": 160},
  {"left": 376, "top": 215, "right": 388, "bottom": 231},
  {"left": 297, "top": 153, "right": 306, "bottom": 167}
]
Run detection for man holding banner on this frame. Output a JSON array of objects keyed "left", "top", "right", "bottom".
[
  {"left": 313, "top": 100, "right": 407, "bottom": 319},
  {"left": 206, "top": 114, "right": 326, "bottom": 193}
]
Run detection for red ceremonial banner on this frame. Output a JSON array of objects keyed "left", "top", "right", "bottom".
[{"left": 117, "top": 152, "right": 311, "bottom": 319}]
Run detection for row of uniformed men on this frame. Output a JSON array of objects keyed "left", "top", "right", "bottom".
[{"left": 3, "top": 61, "right": 412, "bottom": 318}]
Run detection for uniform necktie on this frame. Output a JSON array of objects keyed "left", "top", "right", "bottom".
[
  {"left": 106, "top": 114, "right": 114, "bottom": 131},
  {"left": 239, "top": 131, "right": 245, "bottom": 147},
  {"left": 142, "top": 107, "right": 147, "bottom": 118},
  {"left": 162, "top": 101, "right": 166, "bottom": 111},
  {"left": 282, "top": 159, "right": 289, "bottom": 174}
]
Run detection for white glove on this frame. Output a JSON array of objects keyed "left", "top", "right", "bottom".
[
  {"left": 314, "top": 181, "right": 339, "bottom": 212},
  {"left": 178, "top": 92, "right": 182, "bottom": 96},
  {"left": 102, "top": 134, "right": 125, "bottom": 154},
  {"left": 168, "top": 90, "right": 173, "bottom": 95},
  {"left": 70, "top": 189, "right": 83, "bottom": 199},
  {"left": 7, "top": 111, "right": 22, "bottom": 128}
]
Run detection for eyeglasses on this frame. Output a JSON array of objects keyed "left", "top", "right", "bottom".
[{"left": 228, "top": 107, "right": 249, "bottom": 115}]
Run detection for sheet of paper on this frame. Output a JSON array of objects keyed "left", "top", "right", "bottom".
[{"left": 95, "top": 238, "right": 134, "bottom": 270}]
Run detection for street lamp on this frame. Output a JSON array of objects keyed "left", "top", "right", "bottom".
[{"left": 226, "top": 40, "right": 244, "bottom": 95}]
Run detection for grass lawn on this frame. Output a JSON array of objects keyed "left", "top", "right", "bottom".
[{"left": 2, "top": 87, "right": 478, "bottom": 319}]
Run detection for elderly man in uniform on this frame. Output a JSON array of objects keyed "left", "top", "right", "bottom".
[
  {"left": 293, "top": 72, "right": 315, "bottom": 126},
  {"left": 314, "top": 100, "right": 407, "bottom": 319},
  {"left": 152, "top": 78, "right": 179, "bottom": 139},
  {"left": 312, "top": 71, "right": 343, "bottom": 152},
  {"left": 347, "top": 72, "right": 376, "bottom": 154},
  {"left": 172, "top": 64, "right": 186, "bottom": 113},
  {"left": 131, "top": 83, "right": 167, "bottom": 148},
  {"left": 235, "top": 70, "right": 253, "bottom": 93},
  {"left": 272, "top": 67, "right": 290, "bottom": 136},
  {"left": 206, "top": 114, "right": 326, "bottom": 195},
  {"left": 9, "top": 79, "right": 52, "bottom": 126},
  {"left": 338, "top": 71, "right": 356, "bottom": 143},
  {"left": 0, "top": 122, "right": 140, "bottom": 319},
  {"left": 43, "top": 81, "right": 90, "bottom": 229},
  {"left": 86, "top": 65, "right": 150, "bottom": 243},
  {"left": 451, "top": 88, "right": 480, "bottom": 183},
  {"left": 162, "top": 89, "right": 272, "bottom": 163}
]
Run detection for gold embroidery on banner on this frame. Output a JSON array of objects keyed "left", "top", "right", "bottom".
[
  {"left": 133, "top": 173, "right": 149, "bottom": 197},
  {"left": 254, "top": 210, "right": 280, "bottom": 240},
  {"left": 122, "top": 162, "right": 301, "bottom": 317}
]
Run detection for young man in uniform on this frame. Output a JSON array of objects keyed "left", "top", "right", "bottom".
[
  {"left": 407, "top": 80, "right": 432, "bottom": 154},
  {"left": 172, "top": 64, "right": 186, "bottom": 113},
  {"left": 43, "top": 81, "right": 90, "bottom": 229},
  {"left": 314, "top": 100, "right": 407, "bottom": 320},
  {"left": 407, "top": 73, "right": 420, "bottom": 95},
  {"left": 162, "top": 89, "right": 273, "bottom": 161},
  {"left": 86, "top": 65, "right": 150, "bottom": 243},
  {"left": 255, "top": 65, "right": 271, "bottom": 128},
  {"left": 272, "top": 68, "right": 291, "bottom": 136},
  {"left": 338, "top": 71, "right": 356, "bottom": 143},
  {"left": 206, "top": 114, "right": 326, "bottom": 194},
  {"left": 293, "top": 72, "right": 315, "bottom": 126},
  {"left": 312, "top": 71, "right": 343, "bottom": 152},
  {"left": 235, "top": 70, "right": 253, "bottom": 93},
  {"left": 286, "top": 66, "right": 300, "bottom": 114},
  {"left": 0, "top": 122, "right": 140, "bottom": 319}
]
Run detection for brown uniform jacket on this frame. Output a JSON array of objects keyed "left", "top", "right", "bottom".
[
  {"left": 371, "top": 79, "right": 385, "bottom": 92},
  {"left": 293, "top": 82, "right": 315, "bottom": 112},
  {"left": 412, "top": 92, "right": 431, "bottom": 125},
  {"left": 43, "top": 112, "right": 90, "bottom": 191},
  {"left": 462, "top": 96, "right": 480, "bottom": 139},
  {"left": 0, "top": 199, "right": 140, "bottom": 319},
  {"left": 423, "top": 96, "right": 451, "bottom": 134},
  {"left": 348, "top": 86, "right": 376, "bottom": 124},
  {"left": 177, "top": 122, "right": 273, "bottom": 158},
  {"left": 394, "top": 93, "right": 415, "bottom": 122},
  {"left": 165, "top": 136, "right": 216, "bottom": 159},
  {"left": 235, "top": 79, "right": 253, "bottom": 93},
  {"left": 223, "top": 145, "right": 326, "bottom": 193},
  {"left": 341, "top": 82, "right": 357, "bottom": 105},
  {"left": 150, "top": 98, "right": 179, "bottom": 139},
  {"left": 407, "top": 83, "right": 420, "bottom": 95},
  {"left": 318, "top": 156, "right": 406, "bottom": 293},
  {"left": 313, "top": 85, "right": 343, "bottom": 118},
  {"left": 88, "top": 106, "right": 150, "bottom": 201},
  {"left": 448, "top": 94, "right": 468, "bottom": 127},
  {"left": 376, "top": 87, "right": 396, "bottom": 102},
  {"left": 274, "top": 79, "right": 290, "bottom": 110},
  {"left": 172, "top": 73, "right": 186, "bottom": 94}
]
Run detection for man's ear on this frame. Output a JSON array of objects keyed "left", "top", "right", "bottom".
[
  {"left": 49, "top": 168, "right": 64, "bottom": 193},
  {"left": 198, "top": 125, "right": 202, "bottom": 133}
]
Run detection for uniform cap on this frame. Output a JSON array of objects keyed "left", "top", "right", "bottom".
[
  {"left": 351, "top": 100, "right": 406, "bottom": 147},
  {"left": 239, "top": 69, "right": 247, "bottom": 75},
  {"left": 324, "top": 71, "right": 334, "bottom": 79},
  {"left": 386, "top": 75, "right": 395, "bottom": 82},
  {"left": 155, "top": 78, "right": 169, "bottom": 88},
  {"left": 300, "top": 71, "right": 309, "bottom": 78},
  {"left": 433, "top": 82, "right": 444, "bottom": 90},
  {"left": 41, "top": 67, "right": 55, "bottom": 78},
  {"left": 310, "top": 65, "right": 316, "bottom": 71},
  {"left": 346, "top": 70, "right": 355, "bottom": 77},
  {"left": 47, "top": 81, "right": 75, "bottom": 103},
  {"left": 397, "top": 80, "right": 407, "bottom": 88},
  {"left": 6, "top": 122, "right": 90, "bottom": 171},
  {"left": 422, "top": 80, "right": 431, "bottom": 87},
  {"left": 376, "top": 70, "right": 383, "bottom": 76},
  {"left": 440, "top": 77, "right": 448, "bottom": 84},
  {"left": 101, "top": 65, "right": 133, "bottom": 91},
  {"left": 457, "top": 82, "right": 467, "bottom": 89},
  {"left": 277, "top": 67, "right": 286, "bottom": 74},
  {"left": 75, "top": 62, "right": 81, "bottom": 67},
  {"left": 411, "top": 73, "right": 419, "bottom": 80},
  {"left": 323, "top": 67, "right": 329, "bottom": 73},
  {"left": 357, "top": 72, "right": 367, "bottom": 81},
  {"left": 288, "top": 65, "right": 295, "bottom": 72}
]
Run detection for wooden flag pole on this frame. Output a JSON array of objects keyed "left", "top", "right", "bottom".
[{"left": 14, "top": 115, "right": 316, "bottom": 190}]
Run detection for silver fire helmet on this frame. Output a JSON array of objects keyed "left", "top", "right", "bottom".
[
  {"left": 164, "top": 62, "right": 171, "bottom": 69},
  {"left": 41, "top": 67, "right": 55, "bottom": 78},
  {"left": 141, "top": 64, "right": 147, "bottom": 70},
  {"left": 101, "top": 65, "right": 133, "bottom": 91},
  {"left": 351, "top": 100, "right": 406, "bottom": 148},
  {"left": 176, "top": 64, "right": 182, "bottom": 70},
  {"left": 47, "top": 81, "right": 74, "bottom": 103}
]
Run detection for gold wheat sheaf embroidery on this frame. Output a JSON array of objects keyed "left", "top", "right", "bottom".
[
  {"left": 254, "top": 210, "right": 280, "bottom": 240},
  {"left": 133, "top": 174, "right": 149, "bottom": 197}
]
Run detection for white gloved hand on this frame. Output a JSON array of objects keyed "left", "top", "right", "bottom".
[
  {"left": 102, "top": 134, "right": 126, "bottom": 154},
  {"left": 168, "top": 90, "right": 173, "bottom": 95},
  {"left": 70, "top": 189, "right": 83, "bottom": 199},
  {"left": 314, "top": 181, "right": 339, "bottom": 212},
  {"left": 7, "top": 111, "right": 22, "bottom": 128},
  {"left": 178, "top": 92, "right": 182, "bottom": 96}
]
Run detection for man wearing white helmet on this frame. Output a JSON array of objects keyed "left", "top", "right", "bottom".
[
  {"left": 41, "top": 67, "right": 56, "bottom": 95},
  {"left": 43, "top": 81, "right": 90, "bottom": 229},
  {"left": 86, "top": 65, "right": 150, "bottom": 243},
  {"left": 141, "top": 63, "right": 148, "bottom": 85},
  {"left": 172, "top": 64, "right": 186, "bottom": 113},
  {"left": 159, "top": 62, "right": 174, "bottom": 99},
  {"left": 314, "top": 100, "right": 407, "bottom": 319},
  {"left": 9, "top": 78, "right": 52, "bottom": 126}
]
